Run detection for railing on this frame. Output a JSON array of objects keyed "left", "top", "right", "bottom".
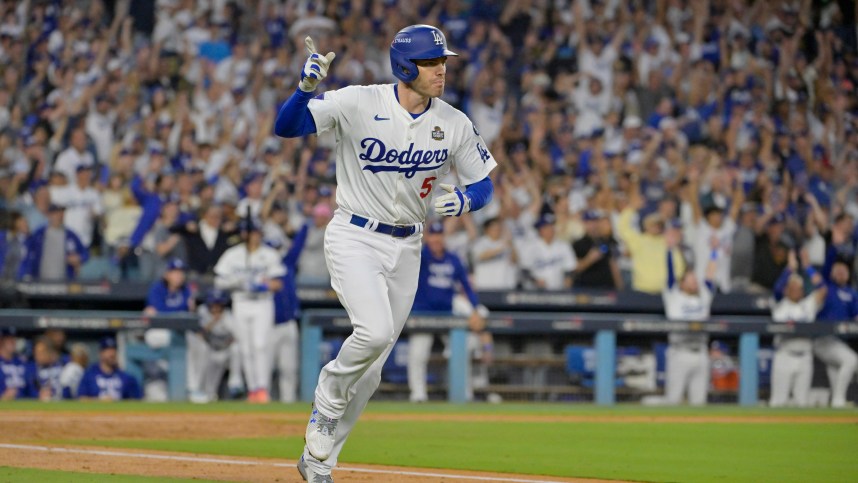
[{"left": 300, "top": 310, "right": 858, "bottom": 406}]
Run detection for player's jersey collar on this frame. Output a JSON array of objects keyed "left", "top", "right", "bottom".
[{"left": 392, "top": 84, "right": 431, "bottom": 119}]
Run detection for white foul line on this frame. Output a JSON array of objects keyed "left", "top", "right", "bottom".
[{"left": 0, "top": 443, "right": 571, "bottom": 483}]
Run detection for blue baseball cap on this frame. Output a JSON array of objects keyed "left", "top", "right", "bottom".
[
  {"left": 100, "top": 336, "right": 117, "bottom": 350},
  {"left": 0, "top": 327, "right": 17, "bottom": 337},
  {"left": 769, "top": 212, "right": 787, "bottom": 225},
  {"left": 76, "top": 163, "right": 93, "bottom": 172},
  {"left": 166, "top": 258, "right": 187, "bottom": 271},
  {"left": 534, "top": 213, "right": 556, "bottom": 229},
  {"left": 48, "top": 203, "right": 65, "bottom": 212},
  {"left": 583, "top": 210, "right": 604, "bottom": 221},
  {"left": 427, "top": 220, "right": 444, "bottom": 234}
]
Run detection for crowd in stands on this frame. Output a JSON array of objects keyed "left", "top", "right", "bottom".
[{"left": 0, "top": 0, "right": 856, "bottom": 301}]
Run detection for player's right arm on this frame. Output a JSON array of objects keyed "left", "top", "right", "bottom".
[{"left": 273, "top": 37, "right": 336, "bottom": 138}]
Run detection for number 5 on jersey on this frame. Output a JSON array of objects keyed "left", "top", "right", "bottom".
[{"left": 420, "top": 176, "right": 437, "bottom": 198}]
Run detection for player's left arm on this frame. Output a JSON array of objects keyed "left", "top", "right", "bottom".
[{"left": 435, "top": 120, "right": 498, "bottom": 217}]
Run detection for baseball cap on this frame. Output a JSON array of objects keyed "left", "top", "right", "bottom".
[
  {"left": 534, "top": 213, "right": 556, "bottom": 229},
  {"left": 0, "top": 327, "right": 17, "bottom": 337},
  {"left": 100, "top": 337, "right": 117, "bottom": 350},
  {"left": 48, "top": 203, "right": 65, "bottom": 212},
  {"left": 205, "top": 288, "right": 229, "bottom": 306},
  {"left": 427, "top": 220, "right": 444, "bottom": 234},
  {"left": 668, "top": 218, "right": 683, "bottom": 229},
  {"left": 623, "top": 116, "right": 642, "bottom": 129},
  {"left": 318, "top": 185, "right": 333, "bottom": 198},
  {"left": 583, "top": 210, "right": 604, "bottom": 221},
  {"left": 75, "top": 163, "right": 93, "bottom": 172},
  {"left": 769, "top": 212, "right": 787, "bottom": 225},
  {"left": 166, "top": 258, "right": 187, "bottom": 271}
]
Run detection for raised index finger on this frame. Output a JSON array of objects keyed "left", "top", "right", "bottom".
[{"left": 304, "top": 36, "right": 317, "bottom": 55}]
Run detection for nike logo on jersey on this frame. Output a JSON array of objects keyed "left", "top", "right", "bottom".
[
  {"left": 373, "top": 114, "right": 390, "bottom": 121},
  {"left": 358, "top": 138, "right": 448, "bottom": 178}
]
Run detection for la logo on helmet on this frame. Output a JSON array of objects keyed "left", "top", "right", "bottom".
[{"left": 432, "top": 30, "right": 443, "bottom": 46}]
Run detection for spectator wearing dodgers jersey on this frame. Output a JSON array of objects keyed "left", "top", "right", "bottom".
[
  {"left": 53, "top": 127, "right": 95, "bottom": 182},
  {"left": 49, "top": 164, "right": 103, "bottom": 248},
  {"left": 519, "top": 213, "right": 577, "bottom": 290},
  {"left": 471, "top": 217, "right": 518, "bottom": 290}
]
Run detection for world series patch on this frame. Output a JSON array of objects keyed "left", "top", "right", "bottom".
[{"left": 431, "top": 126, "right": 444, "bottom": 141}]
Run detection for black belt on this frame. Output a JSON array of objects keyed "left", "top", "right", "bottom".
[{"left": 350, "top": 214, "right": 419, "bottom": 238}]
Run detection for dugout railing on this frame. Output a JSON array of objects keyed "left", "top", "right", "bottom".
[{"left": 300, "top": 309, "right": 858, "bottom": 406}]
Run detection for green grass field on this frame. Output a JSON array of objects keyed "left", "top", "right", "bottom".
[{"left": 1, "top": 402, "right": 856, "bottom": 482}]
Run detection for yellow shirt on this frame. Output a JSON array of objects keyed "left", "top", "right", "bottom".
[{"left": 617, "top": 208, "right": 685, "bottom": 294}]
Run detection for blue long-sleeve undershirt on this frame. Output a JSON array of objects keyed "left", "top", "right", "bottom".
[
  {"left": 465, "top": 177, "right": 492, "bottom": 212},
  {"left": 273, "top": 88, "right": 317, "bottom": 138}
]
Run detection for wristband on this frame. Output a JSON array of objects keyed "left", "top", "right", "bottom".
[{"left": 710, "top": 249, "right": 718, "bottom": 261}]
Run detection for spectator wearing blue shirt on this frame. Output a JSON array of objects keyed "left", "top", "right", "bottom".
[
  {"left": 142, "top": 258, "right": 195, "bottom": 371},
  {"left": 813, "top": 251, "right": 858, "bottom": 408},
  {"left": 77, "top": 337, "right": 142, "bottom": 401},
  {"left": 0, "top": 328, "right": 26, "bottom": 400},
  {"left": 18, "top": 204, "right": 88, "bottom": 280},
  {"left": 407, "top": 221, "right": 491, "bottom": 403},
  {"left": 23, "top": 336, "right": 63, "bottom": 401},
  {"left": 121, "top": 171, "right": 176, "bottom": 279},
  {"left": 271, "top": 223, "right": 309, "bottom": 403},
  {"left": 143, "top": 258, "right": 195, "bottom": 315}
]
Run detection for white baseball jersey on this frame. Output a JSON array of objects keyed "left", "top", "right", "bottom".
[
  {"left": 213, "top": 244, "right": 286, "bottom": 297},
  {"left": 663, "top": 285, "right": 713, "bottom": 346},
  {"left": 771, "top": 294, "right": 819, "bottom": 352},
  {"left": 692, "top": 218, "right": 736, "bottom": 292},
  {"left": 471, "top": 235, "right": 517, "bottom": 289},
  {"left": 307, "top": 84, "right": 497, "bottom": 224},
  {"left": 49, "top": 184, "right": 103, "bottom": 247},
  {"left": 518, "top": 237, "right": 577, "bottom": 290}
]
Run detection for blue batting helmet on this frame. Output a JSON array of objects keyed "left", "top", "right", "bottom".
[
  {"left": 206, "top": 288, "right": 229, "bottom": 306},
  {"left": 390, "top": 24, "right": 458, "bottom": 83}
]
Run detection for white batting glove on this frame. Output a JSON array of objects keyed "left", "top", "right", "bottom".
[
  {"left": 298, "top": 36, "right": 336, "bottom": 92},
  {"left": 434, "top": 184, "right": 471, "bottom": 217}
]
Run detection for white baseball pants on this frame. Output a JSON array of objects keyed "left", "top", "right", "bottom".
[
  {"left": 186, "top": 331, "right": 231, "bottom": 400},
  {"left": 813, "top": 336, "right": 858, "bottom": 407},
  {"left": 271, "top": 321, "right": 300, "bottom": 403},
  {"left": 665, "top": 344, "right": 709, "bottom": 405},
  {"left": 305, "top": 211, "right": 421, "bottom": 475},
  {"left": 769, "top": 343, "right": 813, "bottom": 407},
  {"left": 408, "top": 332, "right": 482, "bottom": 402},
  {"left": 232, "top": 294, "right": 274, "bottom": 392}
]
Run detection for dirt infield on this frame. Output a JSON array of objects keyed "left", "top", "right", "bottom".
[{"left": 1, "top": 410, "right": 854, "bottom": 482}]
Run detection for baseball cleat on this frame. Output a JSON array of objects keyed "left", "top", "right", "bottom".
[
  {"left": 305, "top": 405, "right": 338, "bottom": 461},
  {"left": 297, "top": 454, "right": 334, "bottom": 482}
]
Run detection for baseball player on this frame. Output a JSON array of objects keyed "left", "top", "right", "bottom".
[
  {"left": 407, "top": 220, "right": 490, "bottom": 403},
  {"left": 187, "top": 289, "right": 236, "bottom": 403},
  {"left": 214, "top": 218, "right": 285, "bottom": 403},
  {"left": 812, "top": 251, "right": 858, "bottom": 408},
  {"left": 662, "top": 230, "right": 718, "bottom": 405},
  {"left": 0, "top": 327, "right": 26, "bottom": 400},
  {"left": 274, "top": 26, "right": 496, "bottom": 482},
  {"left": 271, "top": 222, "right": 310, "bottom": 403},
  {"left": 78, "top": 337, "right": 142, "bottom": 401},
  {"left": 769, "top": 251, "right": 827, "bottom": 407},
  {"left": 23, "top": 336, "right": 64, "bottom": 401}
]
